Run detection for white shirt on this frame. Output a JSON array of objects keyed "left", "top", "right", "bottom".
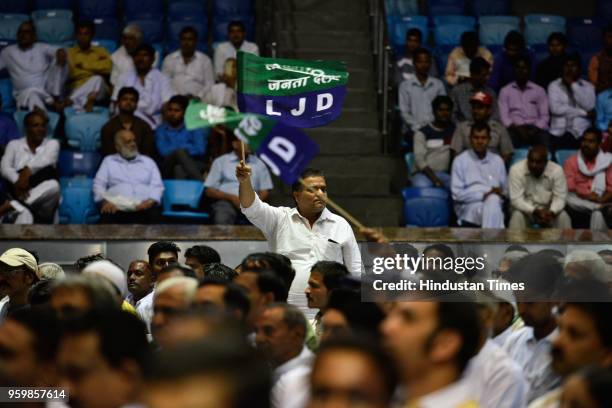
[
  {"left": 110, "top": 46, "right": 160, "bottom": 87},
  {"left": 410, "top": 379, "right": 479, "bottom": 408},
  {"left": 494, "top": 324, "right": 516, "bottom": 348},
  {"left": 111, "top": 69, "right": 175, "bottom": 128},
  {"left": 213, "top": 40, "right": 259, "bottom": 76},
  {"left": 509, "top": 159, "right": 568, "bottom": 215},
  {"left": 503, "top": 327, "right": 561, "bottom": 403},
  {"left": 272, "top": 346, "right": 313, "bottom": 408},
  {"left": 1, "top": 137, "right": 60, "bottom": 183},
  {"left": 135, "top": 290, "right": 154, "bottom": 333},
  {"left": 202, "top": 82, "right": 237, "bottom": 110},
  {"left": 548, "top": 78, "right": 596, "bottom": 138},
  {"left": 463, "top": 339, "right": 528, "bottom": 408},
  {"left": 161, "top": 50, "right": 214, "bottom": 100},
  {"left": 0, "top": 43, "right": 59, "bottom": 91}
]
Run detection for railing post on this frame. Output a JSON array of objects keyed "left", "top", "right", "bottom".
[
  {"left": 382, "top": 45, "right": 391, "bottom": 152},
  {"left": 270, "top": 42, "right": 277, "bottom": 58},
  {"left": 377, "top": 11, "right": 384, "bottom": 95}
]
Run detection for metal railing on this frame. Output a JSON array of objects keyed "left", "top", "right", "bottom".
[{"left": 371, "top": 0, "right": 393, "bottom": 153}]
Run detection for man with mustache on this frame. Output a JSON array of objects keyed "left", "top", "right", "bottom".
[{"left": 0, "top": 248, "right": 39, "bottom": 323}]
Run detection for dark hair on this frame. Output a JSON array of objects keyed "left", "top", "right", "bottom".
[
  {"left": 240, "top": 269, "right": 288, "bottom": 302},
  {"left": 575, "top": 365, "right": 612, "bottom": 408},
  {"left": 326, "top": 289, "right": 386, "bottom": 340},
  {"left": 563, "top": 52, "right": 583, "bottom": 68},
  {"left": 507, "top": 253, "right": 563, "bottom": 298},
  {"left": 460, "top": 31, "right": 479, "bottom": 49},
  {"left": 434, "top": 300, "right": 481, "bottom": 373},
  {"left": 9, "top": 308, "right": 60, "bottom": 362},
  {"left": 310, "top": 261, "right": 349, "bottom": 291},
  {"left": 159, "top": 263, "right": 197, "bottom": 279},
  {"left": 406, "top": 28, "right": 422, "bottom": 41},
  {"left": 117, "top": 86, "right": 139, "bottom": 101},
  {"left": 147, "top": 241, "right": 180, "bottom": 265},
  {"left": 599, "top": 249, "right": 612, "bottom": 257},
  {"left": 265, "top": 302, "right": 307, "bottom": 336},
  {"left": 74, "top": 253, "right": 105, "bottom": 273},
  {"left": 198, "top": 277, "right": 250, "bottom": 318},
  {"left": 133, "top": 43, "right": 156, "bottom": 58},
  {"left": 24, "top": 110, "right": 48, "bottom": 128},
  {"left": 547, "top": 32, "right": 567, "bottom": 46},
  {"left": 423, "top": 243, "right": 455, "bottom": 259},
  {"left": 504, "top": 30, "right": 525, "bottom": 50},
  {"left": 240, "top": 252, "right": 295, "bottom": 290},
  {"left": 291, "top": 168, "right": 325, "bottom": 193},
  {"left": 28, "top": 279, "right": 54, "bottom": 306},
  {"left": 469, "top": 57, "right": 491, "bottom": 76},
  {"left": 562, "top": 302, "right": 612, "bottom": 347},
  {"left": 513, "top": 54, "right": 531, "bottom": 68},
  {"left": 582, "top": 127, "right": 603, "bottom": 143},
  {"left": 470, "top": 122, "right": 491, "bottom": 136},
  {"left": 316, "top": 335, "right": 398, "bottom": 402},
  {"left": 168, "top": 95, "right": 189, "bottom": 111},
  {"left": 203, "top": 263, "right": 238, "bottom": 281},
  {"left": 60, "top": 311, "right": 149, "bottom": 370},
  {"left": 506, "top": 245, "right": 529, "bottom": 253},
  {"left": 432, "top": 95, "right": 453, "bottom": 111},
  {"left": 228, "top": 20, "right": 246, "bottom": 32},
  {"left": 179, "top": 25, "right": 198, "bottom": 38},
  {"left": 185, "top": 245, "right": 221, "bottom": 266},
  {"left": 76, "top": 20, "right": 95, "bottom": 34},
  {"left": 413, "top": 47, "right": 431, "bottom": 60}
]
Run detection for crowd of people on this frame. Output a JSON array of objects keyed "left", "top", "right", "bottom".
[{"left": 398, "top": 27, "right": 612, "bottom": 230}]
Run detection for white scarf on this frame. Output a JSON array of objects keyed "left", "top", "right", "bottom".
[{"left": 577, "top": 150, "right": 612, "bottom": 195}]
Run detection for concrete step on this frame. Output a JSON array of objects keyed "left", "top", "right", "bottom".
[
  {"left": 290, "top": 50, "right": 372, "bottom": 69},
  {"left": 275, "top": 31, "right": 371, "bottom": 51},
  {"left": 273, "top": 12, "right": 370, "bottom": 32},
  {"left": 277, "top": 173, "right": 392, "bottom": 196},
  {"left": 344, "top": 88, "right": 378, "bottom": 110},
  {"left": 306, "top": 127, "right": 381, "bottom": 155},
  {"left": 309, "top": 155, "right": 400, "bottom": 175},
  {"left": 328, "top": 109, "right": 378, "bottom": 129}
]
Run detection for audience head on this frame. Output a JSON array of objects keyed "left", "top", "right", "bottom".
[
  {"left": 147, "top": 241, "right": 180, "bottom": 279},
  {"left": 184, "top": 245, "right": 221, "bottom": 279},
  {"left": 305, "top": 261, "right": 349, "bottom": 310},
  {"left": 255, "top": 303, "right": 307, "bottom": 367},
  {"left": 580, "top": 127, "right": 602, "bottom": 160},
  {"left": 240, "top": 252, "right": 295, "bottom": 290},
  {"left": 460, "top": 31, "right": 479, "bottom": 58},
  {"left": 527, "top": 145, "right": 550, "bottom": 179},
  {"left": 547, "top": 32, "right": 567, "bottom": 57},
  {"left": 28, "top": 278, "right": 54, "bottom": 307},
  {"left": 223, "top": 57, "right": 238, "bottom": 87},
  {"left": 16, "top": 21, "right": 36, "bottom": 49},
  {"left": 561, "top": 366, "right": 612, "bottom": 408},
  {"left": 75, "top": 20, "right": 95, "bottom": 50},
  {"left": 469, "top": 121, "right": 491, "bottom": 157},
  {"left": 469, "top": 57, "right": 491, "bottom": 87},
  {"left": 422, "top": 244, "right": 455, "bottom": 274},
  {"left": 195, "top": 278, "right": 250, "bottom": 324},
  {"left": 50, "top": 275, "right": 119, "bottom": 318},
  {"left": 127, "top": 260, "right": 154, "bottom": 302},
  {"left": 513, "top": 54, "right": 531, "bottom": 85},
  {"left": 599, "top": 249, "right": 612, "bottom": 266},
  {"left": 164, "top": 95, "right": 189, "bottom": 128},
  {"left": 564, "top": 250, "right": 608, "bottom": 283},
  {"left": 24, "top": 110, "right": 49, "bottom": 144},
  {"left": 202, "top": 263, "right": 237, "bottom": 281},
  {"left": 74, "top": 253, "right": 105, "bottom": 273},
  {"left": 503, "top": 31, "right": 526, "bottom": 56},
  {"left": 405, "top": 28, "right": 423, "bottom": 54},
  {"left": 469, "top": 91, "right": 493, "bottom": 123},
  {"left": 562, "top": 52, "right": 583, "bottom": 82},
  {"left": 179, "top": 25, "right": 198, "bottom": 55},
  {"left": 227, "top": 20, "right": 246, "bottom": 47},
  {"left": 121, "top": 25, "right": 144, "bottom": 54},
  {"left": 431, "top": 95, "right": 453, "bottom": 126},
  {"left": 152, "top": 276, "right": 198, "bottom": 341},
  {"left": 234, "top": 267, "right": 288, "bottom": 330},
  {"left": 495, "top": 249, "right": 528, "bottom": 279},
  {"left": 114, "top": 130, "right": 139, "bottom": 160},
  {"left": 133, "top": 43, "right": 156, "bottom": 73},
  {"left": 308, "top": 335, "right": 398, "bottom": 408},
  {"left": 291, "top": 168, "right": 328, "bottom": 217},
  {"left": 82, "top": 260, "right": 128, "bottom": 300},
  {"left": 37, "top": 262, "right": 65, "bottom": 280},
  {"left": 0, "top": 248, "right": 39, "bottom": 306},
  {"left": 157, "top": 263, "right": 196, "bottom": 283},
  {"left": 117, "top": 87, "right": 140, "bottom": 115},
  {"left": 413, "top": 47, "right": 432, "bottom": 76}
]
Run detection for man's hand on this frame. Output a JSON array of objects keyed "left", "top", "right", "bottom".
[
  {"left": 236, "top": 160, "right": 252, "bottom": 184},
  {"left": 15, "top": 168, "right": 31, "bottom": 190},
  {"left": 135, "top": 199, "right": 156, "bottom": 212},
  {"left": 483, "top": 187, "right": 503, "bottom": 200},
  {"left": 533, "top": 208, "right": 554, "bottom": 226},
  {"left": 359, "top": 227, "right": 388, "bottom": 243},
  {"left": 56, "top": 49, "right": 67, "bottom": 67},
  {"left": 581, "top": 192, "right": 602, "bottom": 203},
  {"left": 101, "top": 201, "right": 118, "bottom": 214}
]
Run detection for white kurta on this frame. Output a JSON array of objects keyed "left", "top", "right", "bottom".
[
  {"left": 213, "top": 40, "right": 259, "bottom": 76},
  {"left": 161, "top": 50, "right": 214, "bottom": 99}
]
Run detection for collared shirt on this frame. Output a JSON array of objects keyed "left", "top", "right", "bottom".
[
  {"left": 499, "top": 81, "right": 549, "bottom": 129},
  {"left": 398, "top": 75, "right": 446, "bottom": 131},
  {"left": 596, "top": 88, "right": 612, "bottom": 130},
  {"left": 100, "top": 115, "right": 156, "bottom": 158},
  {"left": 134, "top": 290, "right": 154, "bottom": 333},
  {"left": 0, "top": 114, "right": 20, "bottom": 148},
  {"left": 463, "top": 339, "right": 528, "bottom": 408},
  {"left": 563, "top": 152, "right": 612, "bottom": 196},
  {"left": 451, "top": 150, "right": 507, "bottom": 225},
  {"left": 155, "top": 123, "right": 207, "bottom": 158},
  {"left": 202, "top": 82, "right": 237, "bottom": 110},
  {"left": 406, "top": 379, "right": 479, "bottom": 408},
  {"left": 503, "top": 326, "right": 561, "bottom": 403},
  {"left": 205, "top": 152, "right": 273, "bottom": 195},
  {"left": 272, "top": 346, "right": 314, "bottom": 408},
  {"left": 445, "top": 46, "right": 493, "bottom": 86},
  {"left": 0, "top": 43, "right": 60, "bottom": 91},
  {"left": 67, "top": 45, "right": 112, "bottom": 89},
  {"left": 450, "top": 82, "right": 499, "bottom": 122},
  {"left": 548, "top": 78, "right": 596, "bottom": 138},
  {"left": 494, "top": 324, "right": 516, "bottom": 348},
  {"left": 111, "top": 69, "right": 175, "bottom": 128},
  {"left": 0, "top": 137, "right": 59, "bottom": 183},
  {"left": 413, "top": 122, "right": 455, "bottom": 173},
  {"left": 93, "top": 153, "right": 164, "bottom": 204},
  {"left": 161, "top": 50, "right": 214, "bottom": 99},
  {"left": 213, "top": 41, "right": 259, "bottom": 76},
  {"left": 509, "top": 159, "right": 567, "bottom": 215},
  {"left": 450, "top": 120, "right": 514, "bottom": 157},
  {"left": 110, "top": 46, "right": 160, "bottom": 87}
]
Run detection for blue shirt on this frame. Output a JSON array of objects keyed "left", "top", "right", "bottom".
[
  {"left": 155, "top": 123, "right": 207, "bottom": 158},
  {"left": 0, "top": 113, "right": 19, "bottom": 148},
  {"left": 596, "top": 89, "right": 612, "bottom": 131},
  {"left": 205, "top": 152, "right": 273, "bottom": 195}
]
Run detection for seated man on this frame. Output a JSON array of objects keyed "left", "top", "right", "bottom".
[
  {"left": 450, "top": 57, "right": 498, "bottom": 122},
  {"left": 508, "top": 145, "right": 571, "bottom": 229},
  {"left": 549, "top": 53, "right": 596, "bottom": 151},
  {"left": 489, "top": 31, "right": 535, "bottom": 92},
  {"left": 93, "top": 129, "right": 164, "bottom": 224},
  {"left": 451, "top": 91, "right": 514, "bottom": 163},
  {"left": 564, "top": 127, "right": 612, "bottom": 230},
  {"left": 412, "top": 95, "right": 455, "bottom": 189},
  {"left": 110, "top": 25, "right": 159, "bottom": 88},
  {"left": 162, "top": 26, "right": 214, "bottom": 100},
  {"left": 451, "top": 122, "right": 507, "bottom": 228},
  {"left": 213, "top": 21, "right": 259, "bottom": 80},
  {"left": 0, "top": 21, "right": 66, "bottom": 111},
  {"left": 394, "top": 28, "right": 438, "bottom": 85},
  {"left": 535, "top": 32, "right": 568, "bottom": 89},
  {"left": 66, "top": 20, "right": 112, "bottom": 112},
  {"left": 499, "top": 55, "right": 550, "bottom": 147},
  {"left": 112, "top": 44, "right": 174, "bottom": 129},
  {"left": 203, "top": 58, "right": 237, "bottom": 110},
  {"left": 445, "top": 31, "right": 493, "bottom": 86},
  {"left": 398, "top": 48, "right": 446, "bottom": 146},
  {"left": 588, "top": 25, "right": 612, "bottom": 94},
  {"left": 101, "top": 87, "right": 156, "bottom": 157},
  {"left": 156, "top": 95, "right": 207, "bottom": 180},
  {"left": 0, "top": 111, "right": 60, "bottom": 223},
  {"left": 204, "top": 135, "right": 272, "bottom": 224}
]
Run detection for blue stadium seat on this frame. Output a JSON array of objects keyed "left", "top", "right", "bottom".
[
  {"left": 402, "top": 187, "right": 450, "bottom": 227},
  {"left": 433, "top": 44, "right": 454, "bottom": 74},
  {"left": 129, "top": 19, "right": 164, "bottom": 44},
  {"left": 167, "top": 21, "right": 208, "bottom": 52},
  {"left": 212, "top": 17, "right": 255, "bottom": 42},
  {"left": 478, "top": 15, "right": 520, "bottom": 46},
  {"left": 168, "top": 2, "right": 206, "bottom": 22},
  {"left": 65, "top": 112, "right": 108, "bottom": 151},
  {"left": 404, "top": 152, "right": 415, "bottom": 174},
  {"left": 33, "top": 0, "right": 73, "bottom": 10},
  {"left": 432, "top": 16, "right": 475, "bottom": 45},
  {"left": 64, "top": 106, "right": 109, "bottom": 118},
  {"left": 31, "top": 9, "right": 73, "bottom": 20},
  {"left": 34, "top": 17, "right": 74, "bottom": 45},
  {"left": 92, "top": 17, "right": 121, "bottom": 42},
  {"left": 14, "top": 110, "right": 59, "bottom": 138},
  {"left": 123, "top": 0, "right": 163, "bottom": 20},
  {"left": 388, "top": 15, "right": 429, "bottom": 51},
  {"left": 568, "top": 18, "right": 603, "bottom": 51},
  {"left": 91, "top": 39, "right": 118, "bottom": 53},
  {"left": 554, "top": 149, "right": 575, "bottom": 167},
  {"left": 0, "top": 13, "right": 30, "bottom": 22},
  {"left": 471, "top": 0, "right": 509, "bottom": 15},
  {"left": 432, "top": 15, "right": 476, "bottom": 27},
  {"left": 0, "top": 1, "right": 30, "bottom": 14},
  {"left": 427, "top": 0, "right": 465, "bottom": 15},
  {"left": 59, "top": 177, "right": 100, "bottom": 224},
  {"left": 58, "top": 151, "right": 102, "bottom": 178},
  {"left": 78, "top": 0, "right": 117, "bottom": 19},
  {"left": 162, "top": 180, "right": 209, "bottom": 220},
  {"left": 0, "top": 19, "right": 25, "bottom": 41},
  {"left": 524, "top": 14, "right": 566, "bottom": 45},
  {"left": 385, "top": 0, "right": 419, "bottom": 16},
  {"left": 213, "top": 0, "right": 253, "bottom": 17},
  {"left": 0, "top": 79, "right": 15, "bottom": 113}
]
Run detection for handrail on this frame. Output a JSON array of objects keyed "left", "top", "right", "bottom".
[{"left": 372, "top": 0, "right": 393, "bottom": 152}]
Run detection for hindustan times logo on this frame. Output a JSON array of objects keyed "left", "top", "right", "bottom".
[{"left": 371, "top": 254, "right": 486, "bottom": 275}]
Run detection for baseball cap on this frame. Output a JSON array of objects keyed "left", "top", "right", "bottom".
[
  {"left": 0, "top": 248, "right": 38, "bottom": 275},
  {"left": 470, "top": 91, "right": 493, "bottom": 106}
]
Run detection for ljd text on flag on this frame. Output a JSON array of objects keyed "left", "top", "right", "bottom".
[{"left": 237, "top": 51, "right": 349, "bottom": 128}]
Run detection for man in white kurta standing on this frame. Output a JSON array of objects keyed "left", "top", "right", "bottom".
[{"left": 237, "top": 164, "right": 361, "bottom": 317}]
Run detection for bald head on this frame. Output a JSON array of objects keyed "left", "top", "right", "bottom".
[
  {"left": 527, "top": 145, "right": 549, "bottom": 178},
  {"left": 122, "top": 25, "right": 144, "bottom": 54}
]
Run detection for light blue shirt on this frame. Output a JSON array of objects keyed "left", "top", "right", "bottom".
[
  {"left": 596, "top": 89, "right": 612, "bottom": 131},
  {"left": 93, "top": 154, "right": 164, "bottom": 204},
  {"left": 398, "top": 75, "right": 446, "bottom": 132},
  {"left": 205, "top": 152, "right": 273, "bottom": 195}
]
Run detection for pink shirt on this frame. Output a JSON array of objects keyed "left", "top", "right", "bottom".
[{"left": 563, "top": 153, "right": 612, "bottom": 196}]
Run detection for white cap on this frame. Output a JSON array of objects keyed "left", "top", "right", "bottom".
[{"left": 82, "top": 260, "right": 128, "bottom": 298}]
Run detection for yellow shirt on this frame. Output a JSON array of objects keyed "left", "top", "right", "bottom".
[
  {"left": 121, "top": 300, "right": 138, "bottom": 316},
  {"left": 68, "top": 45, "right": 112, "bottom": 89}
]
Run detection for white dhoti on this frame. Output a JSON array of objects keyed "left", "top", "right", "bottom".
[
  {"left": 25, "top": 179, "right": 61, "bottom": 221},
  {"left": 566, "top": 193, "right": 608, "bottom": 231},
  {"left": 69, "top": 75, "right": 109, "bottom": 111},
  {"left": 458, "top": 194, "right": 505, "bottom": 228},
  {"left": 509, "top": 209, "right": 572, "bottom": 229},
  {"left": 14, "top": 64, "right": 67, "bottom": 111}
]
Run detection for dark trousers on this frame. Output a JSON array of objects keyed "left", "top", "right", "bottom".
[
  {"left": 99, "top": 206, "right": 162, "bottom": 224},
  {"left": 508, "top": 126, "right": 551, "bottom": 148},
  {"left": 550, "top": 132, "right": 581, "bottom": 151},
  {"left": 161, "top": 149, "right": 204, "bottom": 180}
]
